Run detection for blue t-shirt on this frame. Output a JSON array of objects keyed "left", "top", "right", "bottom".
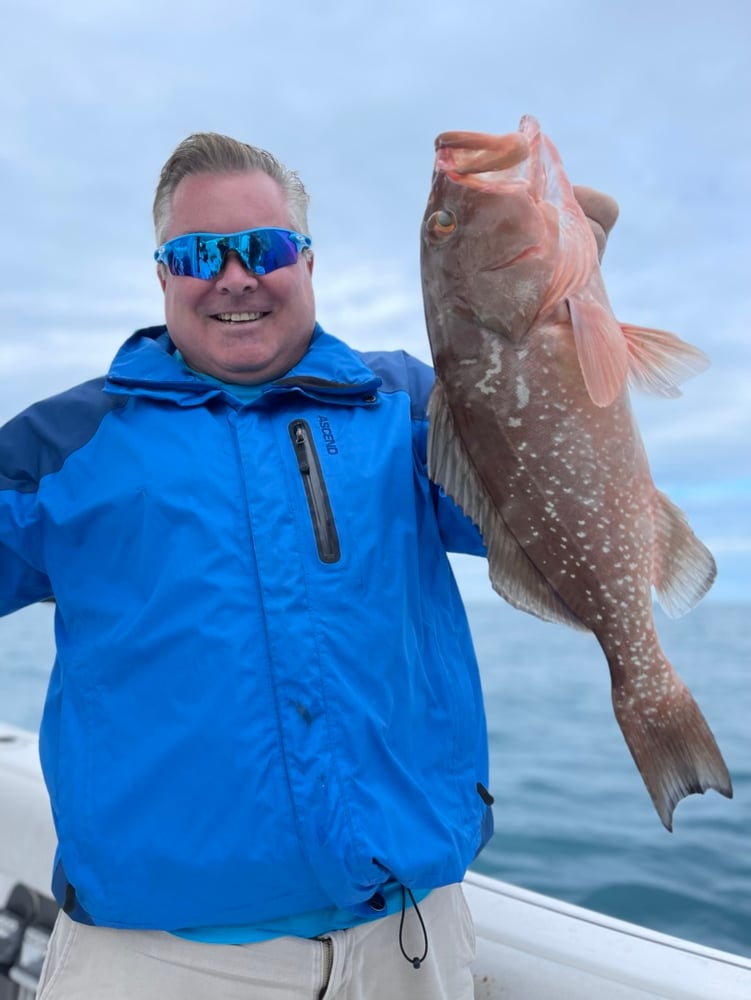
[
  {"left": 172, "top": 350, "right": 268, "bottom": 403},
  {"left": 174, "top": 883, "right": 430, "bottom": 944}
]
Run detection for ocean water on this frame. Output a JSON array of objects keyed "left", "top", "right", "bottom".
[{"left": 1, "top": 598, "right": 748, "bottom": 958}]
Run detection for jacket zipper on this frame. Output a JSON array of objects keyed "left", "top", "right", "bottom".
[{"left": 289, "top": 420, "right": 341, "bottom": 564}]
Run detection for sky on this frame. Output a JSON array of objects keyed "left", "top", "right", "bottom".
[{"left": 0, "top": 0, "right": 749, "bottom": 603}]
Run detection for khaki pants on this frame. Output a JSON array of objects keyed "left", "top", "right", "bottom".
[{"left": 36, "top": 884, "right": 475, "bottom": 999}]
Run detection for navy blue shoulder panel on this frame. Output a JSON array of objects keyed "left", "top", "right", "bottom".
[
  {"left": 355, "top": 350, "right": 435, "bottom": 421},
  {"left": 0, "top": 377, "right": 127, "bottom": 494}
]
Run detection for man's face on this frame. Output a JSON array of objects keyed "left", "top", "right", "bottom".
[{"left": 158, "top": 171, "right": 316, "bottom": 384}]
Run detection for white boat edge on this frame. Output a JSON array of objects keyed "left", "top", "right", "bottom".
[{"left": 1, "top": 721, "right": 749, "bottom": 999}]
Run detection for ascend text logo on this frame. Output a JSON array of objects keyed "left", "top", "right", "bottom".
[{"left": 318, "top": 415, "right": 338, "bottom": 455}]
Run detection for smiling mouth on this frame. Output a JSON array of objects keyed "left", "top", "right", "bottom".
[{"left": 214, "top": 311, "right": 268, "bottom": 323}]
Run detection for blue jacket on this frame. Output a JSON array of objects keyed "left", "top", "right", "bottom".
[{"left": 0, "top": 323, "right": 491, "bottom": 930}]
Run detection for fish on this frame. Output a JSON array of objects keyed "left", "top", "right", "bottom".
[{"left": 420, "top": 114, "right": 732, "bottom": 830}]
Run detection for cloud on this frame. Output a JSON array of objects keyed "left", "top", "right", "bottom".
[{"left": 0, "top": 1, "right": 748, "bottom": 601}]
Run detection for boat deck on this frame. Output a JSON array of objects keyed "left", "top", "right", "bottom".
[{"left": 1, "top": 723, "right": 749, "bottom": 998}]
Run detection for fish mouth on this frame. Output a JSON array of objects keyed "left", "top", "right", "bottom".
[{"left": 435, "top": 131, "right": 529, "bottom": 179}]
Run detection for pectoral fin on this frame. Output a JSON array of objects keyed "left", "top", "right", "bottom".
[{"left": 567, "top": 291, "right": 630, "bottom": 407}]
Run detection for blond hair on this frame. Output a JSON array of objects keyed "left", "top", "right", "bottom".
[{"left": 153, "top": 132, "right": 310, "bottom": 244}]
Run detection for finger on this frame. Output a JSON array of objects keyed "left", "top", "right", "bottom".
[{"left": 573, "top": 185, "right": 620, "bottom": 236}]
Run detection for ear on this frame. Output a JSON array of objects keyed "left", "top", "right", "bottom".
[
  {"left": 305, "top": 250, "right": 314, "bottom": 277},
  {"left": 157, "top": 263, "right": 167, "bottom": 292}
]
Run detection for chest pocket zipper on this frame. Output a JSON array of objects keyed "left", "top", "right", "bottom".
[{"left": 289, "top": 420, "right": 341, "bottom": 564}]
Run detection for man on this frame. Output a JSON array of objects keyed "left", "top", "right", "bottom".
[{"left": 0, "top": 133, "right": 616, "bottom": 999}]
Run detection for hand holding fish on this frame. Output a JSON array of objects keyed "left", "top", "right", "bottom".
[
  {"left": 573, "top": 185, "right": 619, "bottom": 260},
  {"left": 420, "top": 115, "right": 732, "bottom": 830}
]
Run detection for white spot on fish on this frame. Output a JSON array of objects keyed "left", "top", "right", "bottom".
[
  {"left": 475, "top": 337, "right": 503, "bottom": 395},
  {"left": 516, "top": 375, "right": 530, "bottom": 409},
  {"left": 509, "top": 417, "right": 522, "bottom": 427}
]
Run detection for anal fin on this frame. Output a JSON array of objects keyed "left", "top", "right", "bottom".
[{"left": 652, "top": 489, "right": 716, "bottom": 616}]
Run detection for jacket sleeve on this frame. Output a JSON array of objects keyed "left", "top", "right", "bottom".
[
  {"left": 0, "top": 376, "right": 121, "bottom": 615},
  {"left": 356, "top": 347, "right": 487, "bottom": 556},
  {"left": 0, "top": 399, "right": 63, "bottom": 614},
  {"left": 0, "top": 467, "right": 52, "bottom": 616},
  {"left": 400, "top": 352, "right": 486, "bottom": 556}
]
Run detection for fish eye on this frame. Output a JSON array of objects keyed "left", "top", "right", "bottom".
[{"left": 426, "top": 209, "right": 457, "bottom": 242}]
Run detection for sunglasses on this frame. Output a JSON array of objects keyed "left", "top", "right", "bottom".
[{"left": 154, "top": 227, "right": 313, "bottom": 280}]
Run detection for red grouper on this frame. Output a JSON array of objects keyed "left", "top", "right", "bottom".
[{"left": 420, "top": 114, "right": 732, "bottom": 830}]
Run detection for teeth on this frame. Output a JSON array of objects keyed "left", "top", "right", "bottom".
[{"left": 216, "top": 312, "right": 263, "bottom": 322}]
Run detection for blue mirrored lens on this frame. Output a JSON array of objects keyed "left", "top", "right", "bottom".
[{"left": 155, "top": 228, "right": 312, "bottom": 279}]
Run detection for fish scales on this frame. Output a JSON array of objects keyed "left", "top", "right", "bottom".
[{"left": 421, "top": 115, "right": 732, "bottom": 829}]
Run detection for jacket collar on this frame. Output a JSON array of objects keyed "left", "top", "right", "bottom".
[{"left": 105, "top": 323, "right": 382, "bottom": 407}]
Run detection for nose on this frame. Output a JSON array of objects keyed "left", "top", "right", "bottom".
[{"left": 216, "top": 251, "right": 260, "bottom": 293}]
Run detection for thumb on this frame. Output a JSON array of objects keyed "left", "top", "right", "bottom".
[{"left": 573, "top": 185, "right": 619, "bottom": 260}]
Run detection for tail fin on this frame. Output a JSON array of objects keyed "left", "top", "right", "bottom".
[{"left": 610, "top": 655, "right": 732, "bottom": 830}]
